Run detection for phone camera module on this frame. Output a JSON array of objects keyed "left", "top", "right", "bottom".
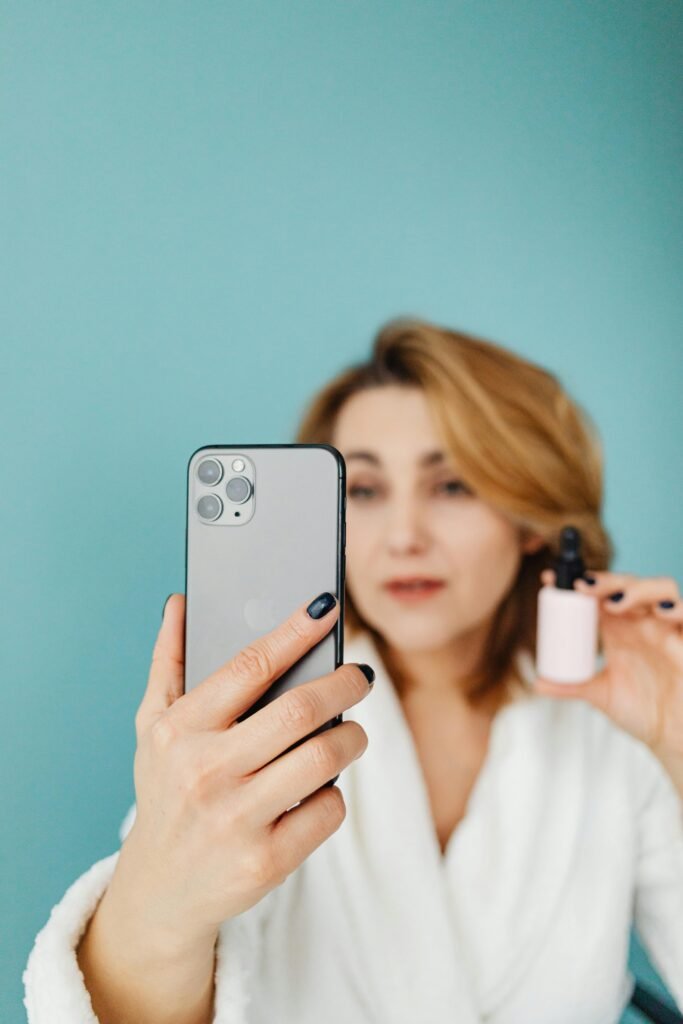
[
  {"left": 225, "top": 476, "right": 252, "bottom": 504},
  {"left": 197, "top": 494, "right": 223, "bottom": 521},
  {"left": 197, "top": 458, "right": 223, "bottom": 486}
]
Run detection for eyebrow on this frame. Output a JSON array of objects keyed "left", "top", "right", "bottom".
[{"left": 344, "top": 449, "right": 447, "bottom": 468}]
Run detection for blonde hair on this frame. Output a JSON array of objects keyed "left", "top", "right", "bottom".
[{"left": 294, "top": 317, "right": 613, "bottom": 706}]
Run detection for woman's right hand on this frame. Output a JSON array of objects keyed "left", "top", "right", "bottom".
[{"left": 111, "top": 591, "right": 372, "bottom": 951}]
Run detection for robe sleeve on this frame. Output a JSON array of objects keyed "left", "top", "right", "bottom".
[
  {"left": 632, "top": 745, "right": 683, "bottom": 1009},
  {"left": 22, "top": 802, "right": 260, "bottom": 1024}
]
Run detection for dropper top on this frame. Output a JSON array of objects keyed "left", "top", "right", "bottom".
[{"left": 553, "top": 525, "right": 585, "bottom": 589}]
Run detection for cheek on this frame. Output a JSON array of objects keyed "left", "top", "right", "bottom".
[
  {"left": 437, "top": 511, "right": 521, "bottom": 596},
  {"left": 344, "top": 520, "right": 377, "bottom": 581}
]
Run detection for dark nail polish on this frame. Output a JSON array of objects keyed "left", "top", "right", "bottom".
[
  {"left": 306, "top": 592, "right": 337, "bottom": 619},
  {"left": 583, "top": 574, "right": 596, "bottom": 585},
  {"left": 659, "top": 600, "right": 676, "bottom": 609},
  {"left": 356, "top": 663, "right": 375, "bottom": 685},
  {"left": 161, "top": 593, "right": 173, "bottom": 621},
  {"left": 608, "top": 591, "right": 624, "bottom": 602}
]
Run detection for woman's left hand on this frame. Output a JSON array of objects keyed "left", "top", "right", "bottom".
[{"left": 534, "top": 569, "right": 683, "bottom": 760}]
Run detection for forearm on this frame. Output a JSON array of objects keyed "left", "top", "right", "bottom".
[{"left": 76, "top": 874, "right": 218, "bottom": 1024}]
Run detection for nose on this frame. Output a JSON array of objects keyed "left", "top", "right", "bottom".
[{"left": 384, "top": 495, "right": 429, "bottom": 555}]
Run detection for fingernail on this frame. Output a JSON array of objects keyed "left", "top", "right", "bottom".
[
  {"left": 659, "top": 600, "right": 676, "bottom": 609},
  {"left": 306, "top": 592, "right": 337, "bottom": 619},
  {"left": 161, "top": 594, "right": 173, "bottom": 621},
  {"left": 356, "top": 663, "right": 375, "bottom": 686},
  {"left": 608, "top": 591, "right": 624, "bottom": 602},
  {"left": 582, "top": 574, "right": 596, "bottom": 585}
]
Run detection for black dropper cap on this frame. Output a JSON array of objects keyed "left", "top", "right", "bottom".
[{"left": 553, "top": 525, "right": 585, "bottom": 589}]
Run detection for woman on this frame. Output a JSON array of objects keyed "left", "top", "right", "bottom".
[{"left": 24, "top": 318, "right": 683, "bottom": 1023}]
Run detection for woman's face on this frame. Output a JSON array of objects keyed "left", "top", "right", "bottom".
[{"left": 331, "top": 385, "right": 539, "bottom": 654}]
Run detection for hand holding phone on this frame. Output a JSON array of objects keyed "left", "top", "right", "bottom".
[{"left": 113, "top": 591, "right": 373, "bottom": 951}]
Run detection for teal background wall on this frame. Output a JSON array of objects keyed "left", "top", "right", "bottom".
[{"left": 2, "top": 2, "right": 682, "bottom": 1020}]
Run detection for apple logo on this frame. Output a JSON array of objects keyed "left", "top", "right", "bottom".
[{"left": 243, "top": 596, "right": 279, "bottom": 634}]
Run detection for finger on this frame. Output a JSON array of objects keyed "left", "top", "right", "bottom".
[
  {"left": 247, "top": 719, "right": 368, "bottom": 826},
  {"left": 136, "top": 594, "right": 186, "bottom": 735},
  {"left": 575, "top": 574, "right": 680, "bottom": 614},
  {"left": 654, "top": 599, "right": 683, "bottom": 626},
  {"left": 540, "top": 568, "right": 599, "bottom": 588},
  {"left": 572, "top": 570, "right": 635, "bottom": 598},
  {"left": 268, "top": 784, "right": 348, "bottom": 878},
  {"left": 171, "top": 592, "right": 340, "bottom": 733},
  {"left": 228, "top": 662, "right": 374, "bottom": 776},
  {"left": 532, "top": 667, "right": 611, "bottom": 716}
]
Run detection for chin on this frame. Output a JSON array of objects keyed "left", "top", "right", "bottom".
[{"left": 367, "top": 615, "right": 460, "bottom": 654}]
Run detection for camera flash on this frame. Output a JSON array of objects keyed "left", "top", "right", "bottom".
[{"left": 232, "top": 458, "right": 245, "bottom": 472}]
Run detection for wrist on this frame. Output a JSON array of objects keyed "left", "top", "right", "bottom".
[
  {"left": 108, "top": 839, "right": 219, "bottom": 965},
  {"left": 77, "top": 876, "right": 218, "bottom": 1024}
]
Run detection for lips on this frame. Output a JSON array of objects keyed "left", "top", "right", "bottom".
[{"left": 384, "top": 577, "right": 446, "bottom": 592}]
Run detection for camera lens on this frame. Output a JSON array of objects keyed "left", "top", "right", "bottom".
[
  {"left": 197, "top": 494, "right": 223, "bottom": 521},
  {"left": 225, "top": 476, "right": 252, "bottom": 504},
  {"left": 197, "top": 458, "right": 223, "bottom": 485}
]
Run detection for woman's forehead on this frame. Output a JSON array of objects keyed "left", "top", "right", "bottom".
[
  {"left": 343, "top": 448, "right": 452, "bottom": 471},
  {"left": 333, "top": 386, "right": 444, "bottom": 447}
]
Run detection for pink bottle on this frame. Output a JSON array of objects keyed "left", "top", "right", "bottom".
[{"left": 536, "top": 525, "right": 598, "bottom": 684}]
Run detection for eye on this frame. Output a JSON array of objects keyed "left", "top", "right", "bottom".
[
  {"left": 348, "top": 484, "right": 378, "bottom": 500},
  {"left": 436, "top": 478, "right": 469, "bottom": 496}
]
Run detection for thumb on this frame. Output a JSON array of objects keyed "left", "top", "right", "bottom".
[
  {"left": 533, "top": 664, "right": 611, "bottom": 715},
  {"left": 136, "top": 593, "right": 186, "bottom": 734}
]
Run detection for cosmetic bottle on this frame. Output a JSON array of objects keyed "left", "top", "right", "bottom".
[{"left": 536, "top": 525, "right": 598, "bottom": 684}]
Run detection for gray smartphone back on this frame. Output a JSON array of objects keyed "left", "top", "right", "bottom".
[{"left": 184, "top": 444, "right": 345, "bottom": 723}]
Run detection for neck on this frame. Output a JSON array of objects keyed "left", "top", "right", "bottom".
[{"left": 375, "top": 617, "right": 496, "bottom": 708}]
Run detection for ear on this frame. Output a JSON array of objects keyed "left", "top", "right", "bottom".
[{"left": 520, "top": 530, "right": 546, "bottom": 556}]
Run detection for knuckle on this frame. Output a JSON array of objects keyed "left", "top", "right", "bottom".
[
  {"left": 279, "top": 688, "right": 320, "bottom": 731},
  {"left": 342, "top": 663, "right": 371, "bottom": 699},
  {"left": 305, "top": 735, "right": 338, "bottom": 775},
  {"left": 227, "top": 795, "right": 250, "bottom": 833},
  {"left": 149, "top": 714, "right": 179, "bottom": 751},
  {"left": 213, "top": 788, "right": 249, "bottom": 839},
  {"left": 319, "top": 786, "right": 346, "bottom": 826},
  {"left": 349, "top": 721, "right": 369, "bottom": 756},
  {"left": 231, "top": 643, "right": 274, "bottom": 685},
  {"left": 187, "top": 747, "right": 218, "bottom": 803},
  {"left": 245, "top": 844, "right": 278, "bottom": 888},
  {"left": 179, "top": 771, "right": 203, "bottom": 805},
  {"left": 282, "top": 614, "right": 310, "bottom": 644}
]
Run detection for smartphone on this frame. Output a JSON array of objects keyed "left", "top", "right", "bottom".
[{"left": 184, "top": 443, "right": 346, "bottom": 783}]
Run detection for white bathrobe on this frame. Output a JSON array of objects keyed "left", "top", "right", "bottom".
[{"left": 23, "top": 629, "right": 683, "bottom": 1023}]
